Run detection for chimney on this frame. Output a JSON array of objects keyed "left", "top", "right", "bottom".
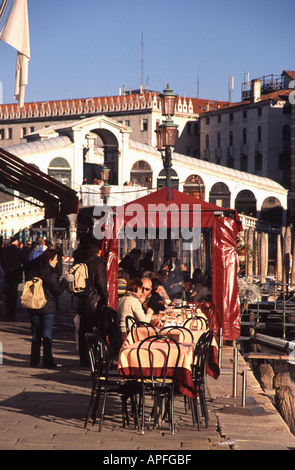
[{"left": 250, "top": 79, "right": 261, "bottom": 103}]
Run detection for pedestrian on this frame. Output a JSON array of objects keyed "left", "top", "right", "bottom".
[
  {"left": 0, "top": 237, "right": 26, "bottom": 320},
  {"left": 27, "top": 237, "right": 47, "bottom": 277},
  {"left": 77, "top": 239, "right": 109, "bottom": 366},
  {"left": 29, "top": 237, "right": 47, "bottom": 262},
  {"left": 28, "top": 249, "right": 68, "bottom": 368}
]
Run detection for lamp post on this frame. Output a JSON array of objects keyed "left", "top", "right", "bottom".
[
  {"left": 155, "top": 84, "right": 178, "bottom": 188},
  {"left": 100, "top": 164, "right": 111, "bottom": 204}
]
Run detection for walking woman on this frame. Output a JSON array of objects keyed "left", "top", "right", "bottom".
[{"left": 29, "top": 249, "right": 67, "bottom": 368}]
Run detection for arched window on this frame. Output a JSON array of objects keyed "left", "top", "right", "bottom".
[
  {"left": 183, "top": 175, "right": 205, "bottom": 200},
  {"left": 229, "top": 130, "right": 233, "bottom": 146},
  {"left": 48, "top": 157, "right": 71, "bottom": 187},
  {"left": 209, "top": 182, "right": 230, "bottom": 207},
  {"left": 216, "top": 132, "right": 221, "bottom": 148},
  {"left": 240, "top": 154, "right": 248, "bottom": 172},
  {"left": 130, "top": 160, "right": 152, "bottom": 188},
  {"left": 235, "top": 190, "right": 256, "bottom": 217},
  {"left": 157, "top": 169, "right": 179, "bottom": 190}
]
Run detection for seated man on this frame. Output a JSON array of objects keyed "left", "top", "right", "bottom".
[{"left": 147, "top": 278, "right": 166, "bottom": 315}]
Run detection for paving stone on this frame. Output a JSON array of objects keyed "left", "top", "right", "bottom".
[{"left": 1, "top": 291, "right": 295, "bottom": 451}]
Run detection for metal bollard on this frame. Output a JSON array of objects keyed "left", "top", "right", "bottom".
[
  {"left": 232, "top": 347, "right": 238, "bottom": 398},
  {"left": 218, "top": 328, "right": 223, "bottom": 368},
  {"left": 241, "top": 369, "right": 247, "bottom": 407}
]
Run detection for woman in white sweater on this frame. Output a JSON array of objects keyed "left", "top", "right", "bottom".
[{"left": 117, "top": 278, "right": 153, "bottom": 341}]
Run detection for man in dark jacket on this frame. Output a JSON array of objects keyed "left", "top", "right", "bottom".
[
  {"left": 1, "top": 238, "right": 26, "bottom": 320},
  {"left": 77, "top": 239, "right": 109, "bottom": 366}
]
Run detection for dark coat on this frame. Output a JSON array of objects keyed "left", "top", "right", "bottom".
[
  {"left": 78, "top": 254, "right": 108, "bottom": 315},
  {"left": 29, "top": 262, "right": 67, "bottom": 315},
  {"left": 147, "top": 290, "right": 166, "bottom": 315},
  {"left": 1, "top": 244, "right": 26, "bottom": 284},
  {"left": 119, "top": 254, "right": 140, "bottom": 278}
]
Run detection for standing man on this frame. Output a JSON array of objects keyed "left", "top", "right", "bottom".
[
  {"left": 1, "top": 237, "right": 26, "bottom": 320},
  {"left": 77, "top": 239, "right": 109, "bottom": 366}
]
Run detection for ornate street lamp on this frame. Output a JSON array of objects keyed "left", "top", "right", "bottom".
[
  {"left": 159, "top": 84, "right": 178, "bottom": 117},
  {"left": 100, "top": 164, "right": 111, "bottom": 204},
  {"left": 155, "top": 85, "right": 178, "bottom": 187}
]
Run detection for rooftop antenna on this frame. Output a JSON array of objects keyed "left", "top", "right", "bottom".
[
  {"left": 141, "top": 32, "right": 144, "bottom": 90},
  {"left": 228, "top": 75, "right": 234, "bottom": 101},
  {"left": 197, "top": 63, "right": 200, "bottom": 98}
]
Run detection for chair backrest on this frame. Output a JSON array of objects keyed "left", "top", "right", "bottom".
[
  {"left": 192, "top": 329, "right": 214, "bottom": 382},
  {"left": 85, "top": 332, "right": 110, "bottom": 379},
  {"left": 95, "top": 305, "right": 121, "bottom": 359},
  {"left": 125, "top": 315, "right": 136, "bottom": 333},
  {"left": 136, "top": 334, "right": 180, "bottom": 388},
  {"left": 130, "top": 321, "right": 157, "bottom": 343},
  {"left": 159, "top": 325, "right": 194, "bottom": 343},
  {"left": 183, "top": 316, "right": 208, "bottom": 330},
  {"left": 199, "top": 302, "right": 215, "bottom": 329}
]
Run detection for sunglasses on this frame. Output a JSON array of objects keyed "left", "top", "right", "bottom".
[{"left": 142, "top": 287, "right": 151, "bottom": 292}]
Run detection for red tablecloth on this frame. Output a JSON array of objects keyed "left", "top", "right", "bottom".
[{"left": 118, "top": 336, "right": 196, "bottom": 398}]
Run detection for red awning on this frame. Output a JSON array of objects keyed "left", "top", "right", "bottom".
[{"left": 105, "top": 187, "right": 243, "bottom": 341}]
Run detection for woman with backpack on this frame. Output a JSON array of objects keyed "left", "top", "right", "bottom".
[{"left": 29, "top": 249, "right": 68, "bottom": 368}]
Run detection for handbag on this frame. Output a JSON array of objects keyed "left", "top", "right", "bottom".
[{"left": 21, "top": 277, "right": 47, "bottom": 309}]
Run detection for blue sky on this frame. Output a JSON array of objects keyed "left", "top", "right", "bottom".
[{"left": 0, "top": 0, "right": 294, "bottom": 104}]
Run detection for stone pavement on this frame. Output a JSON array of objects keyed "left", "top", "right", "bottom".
[{"left": 1, "top": 287, "right": 295, "bottom": 454}]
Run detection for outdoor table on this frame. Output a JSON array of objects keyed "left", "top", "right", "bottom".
[
  {"left": 122, "top": 325, "right": 220, "bottom": 381},
  {"left": 150, "top": 308, "right": 208, "bottom": 330},
  {"left": 118, "top": 332, "right": 196, "bottom": 398}
]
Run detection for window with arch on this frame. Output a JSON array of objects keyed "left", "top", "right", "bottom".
[
  {"left": 216, "top": 132, "right": 221, "bottom": 148},
  {"left": 130, "top": 160, "right": 153, "bottom": 188},
  {"left": 229, "top": 130, "right": 233, "bottom": 146},
  {"left": 183, "top": 174, "right": 205, "bottom": 200},
  {"left": 255, "top": 152, "right": 263, "bottom": 172},
  {"left": 48, "top": 157, "right": 72, "bottom": 187},
  {"left": 240, "top": 154, "right": 248, "bottom": 172},
  {"left": 157, "top": 168, "right": 179, "bottom": 190}
]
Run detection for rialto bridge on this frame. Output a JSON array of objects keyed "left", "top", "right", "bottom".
[{"left": 1, "top": 115, "right": 288, "bottom": 237}]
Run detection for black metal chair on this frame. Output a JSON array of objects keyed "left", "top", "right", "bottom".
[
  {"left": 136, "top": 334, "right": 180, "bottom": 434},
  {"left": 200, "top": 302, "right": 215, "bottom": 329},
  {"left": 191, "top": 329, "right": 214, "bottom": 429},
  {"left": 183, "top": 316, "right": 208, "bottom": 330},
  {"left": 84, "top": 333, "right": 138, "bottom": 431},
  {"left": 130, "top": 320, "right": 157, "bottom": 343},
  {"left": 192, "top": 302, "right": 215, "bottom": 329},
  {"left": 158, "top": 325, "right": 194, "bottom": 343},
  {"left": 125, "top": 315, "right": 136, "bottom": 334}
]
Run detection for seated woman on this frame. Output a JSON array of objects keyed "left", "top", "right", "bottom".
[{"left": 117, "top": 278, "right": 153, "bottom": 341}]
